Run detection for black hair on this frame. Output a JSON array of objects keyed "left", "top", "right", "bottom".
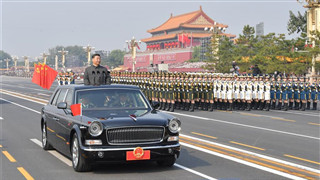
[{"left": 92, "top": 54, "right": 101, "bottom": 59}]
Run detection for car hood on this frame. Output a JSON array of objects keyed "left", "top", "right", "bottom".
[{"left": 83, "top": 110, "right": 175, "bottom": 128}]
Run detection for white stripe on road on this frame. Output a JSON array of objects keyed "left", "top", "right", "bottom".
[
  {"left": 180, "top": 142, "right": 306, "bottom": 180},
  {"left": 180, "top": 134, "right": 320, "bottom": 174},
  {"left": 37, "top": 93, "right": 51, "bottom": 97},
  {"left": 0, "top": 91, "right": 47, "bottom": 105},
  {"left": 174, "top": 164, "right": 217, "bottom": 180},
  {"left": 30, "top": 139, "right": 72, "bottom": 167},
  {"left": 167, "top": 112, "right": 320, "bottom": 140},
  {"left": 0, "top": 117, "right": 3, "bottom": 120},
  {"left": 0, "top": 83, "right": 55, "bottom": 93},
  {"left": 0, "top": 98, "right": 41, "bottom": 114}
]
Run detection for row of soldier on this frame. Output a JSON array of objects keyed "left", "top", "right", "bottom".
[
  {"left": 57, "top": 72, "right": 75, "bottom": 85},
  {"left": 110, "top": 72, "right": 320, "bottom": 112}
]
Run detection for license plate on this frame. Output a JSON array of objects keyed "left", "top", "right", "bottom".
[{"left": 126, "top": 148, "right": 150, "bottom": 161}]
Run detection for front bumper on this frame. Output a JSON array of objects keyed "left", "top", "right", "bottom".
[{"left": 80, "top": 144, "right": 181, "bottom": 163}]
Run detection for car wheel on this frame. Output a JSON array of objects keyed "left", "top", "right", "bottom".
[
  {"left": 156, "top": 155, "right": 176, "bottom": 167},
  {"left": 71, "top": 133, "right": 91, "bottom": 172},
  {"left": 42, "top": 124, "right": 53, "bottom": 150}
]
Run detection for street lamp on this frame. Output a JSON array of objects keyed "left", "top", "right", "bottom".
[
  {"left": 4, "top": 58, "right": 10, "bottom": 74},
  {"left": 22, "top": 56, "right": 30, "bottom": 73},
  {"left": 298, "top": 0, "right": 320, "bottom": 81},
  {"left": 40, "top": 52, "right": 50, "bottom": 64},
  {"left": 83, "top": 45, "right": 95, "bottom": 66},
  {"left": 58, "top": 48, "right": 68, "bottom": 69},
  {"left": 12, "top": 56, "right": 19, "bottom": 71},
  {"left": 125, "top": 36, "right": 141, "bottom": 72}
]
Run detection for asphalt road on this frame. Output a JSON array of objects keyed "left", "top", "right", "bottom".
[{"left": 0, "top": 76, "right": 319, "bottom": 180}]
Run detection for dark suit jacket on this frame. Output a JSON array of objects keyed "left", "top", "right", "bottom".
[{"left": 84, "top": 65, "right": 111, "bottom": 85}]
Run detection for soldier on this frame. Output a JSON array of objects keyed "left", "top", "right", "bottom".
[
  {"left": 275, "top": 76, "right": 282, "bottom": 110},
  {"left": 270, "top": 75, "right": 277, "bottom": 110},
  {"left": 293, "top": 76, "right": 300, "bottom": 110},
  {"left": 207, "top": 74, "right": 214, "bottom": 111},
  {"left": 233, "top": 75, "right": 240, "bottom": 110},
  {"left": 226, "top": 75, "right": 234, "bottom": 111},
  {"left": 213, "top": 75, "right": 219, "bottom": 109},
  {"left": 240, "top": 75, "right": 247, "bottom": 110},
  {"left": 306, "top": 78, "right": 312, "bottom": 110},
  {"left": 245, "top": 75, "right": 253, "bottom": 111},
  {"left": 287, "top": 77, "right": 294, "bottom": 110},
  {"left": 258, "top": 75, "right": 265, "bottom": 110},
  {"left": 252, "top": 75, "right": 259, "bottom": 110},
  {"left": 175, "top": 73, "right": 182, "bottom": 110},
  {"left": 188, "top": 74, "right": 195, "bottom": 112},
  {"left": 310, "top": 78, "right": 317, "bottom": 110},
  {"left": 264, "top": 75, "right": 271, "bottom": 111}
]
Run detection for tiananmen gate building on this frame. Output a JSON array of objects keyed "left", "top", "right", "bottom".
[{"left": 122, "top": 6, "right": 236, "bottom": 72}]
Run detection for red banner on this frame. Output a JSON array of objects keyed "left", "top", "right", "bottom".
[{"left": 32, "top": 63, "right": 58, "bottom": 90}]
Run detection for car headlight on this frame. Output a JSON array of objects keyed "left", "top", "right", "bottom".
[
  {"left": 88, "top": 121, "right": 103, "bottom": 137},
  {"left": 168, "top": 118, "right": 181, "bottom": 133}
]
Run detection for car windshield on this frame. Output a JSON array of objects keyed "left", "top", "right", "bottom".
[{"left": 76, "top": 88, "right": 150, "bottom": 118}]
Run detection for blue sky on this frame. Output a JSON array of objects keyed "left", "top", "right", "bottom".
[{"left": 1, "top": 0, "right": 306, "bottom": 60}]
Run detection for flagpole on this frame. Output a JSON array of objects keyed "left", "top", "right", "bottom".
[{"left": 191, "top": 32, "right": 193, "bottom": 47}]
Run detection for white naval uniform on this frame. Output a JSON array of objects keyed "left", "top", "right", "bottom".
[
  {"left": 227, "top": 81, "right": 233, "bottom": 100},
  {"left": 265, "top": 81, "right": 271, "bottom": 101},
  {"left": 258, "top": 81, "right": 264, "bottom": 100},
  {"left": 234, "top": 81, "right": 240, "bottom": 99},
  {"left": 221, "top": 81, "right": 227, "bottom": 100},
  {"left": 246, "top": 81, "right": 253, "bottom": 100},
  {"left": 252, "top": 81, "right": 258, "bottom": 99},
  {"left": 240, "top": 81, "right": 246, "bottom": 100}
]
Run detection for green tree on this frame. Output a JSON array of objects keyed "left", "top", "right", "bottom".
[
  {"left": 105, "top": 49, "right": 126, "bottom": 69},
  {"left": 188, "top": 46, "right": 201, "bottom": 62},
  {"left": 46, "top": 45, "right": 87, "bottom": 67},
  {"left": 0, "top": 50, "right": 12, "bottom": 68},
  {"left": 287, "top": 11, "right": 307, "bottom": 35}
]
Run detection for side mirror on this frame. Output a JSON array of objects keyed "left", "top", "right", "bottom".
[
  {"left": 152, "top": 101, "right": 160, "bottom": 109},
  {"left": 57, "top": 102, "right": 67, "bottom": 109}
]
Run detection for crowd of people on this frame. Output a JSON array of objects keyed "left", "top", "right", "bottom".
[
  {"left": 56, "top": 71, "right": 76, "bottom": 85},
  {"left": 110, "top": 72, "right": 320, "bottom": 112}
]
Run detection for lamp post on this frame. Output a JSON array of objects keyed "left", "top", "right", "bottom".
[
  {"left": 126, "top": 37, "right": 141, "bottom": 72},
  {"left": 55, "top": 55, "right": 58, "bottom": 70},
  {"left": 58, "top": 48, "right": 68, "bottom": 69},
  {"left": 4, "top": 58, "right": 10, "bottom": 73},
  {"left": 12, "top": 56, "right": 19, "bottom": 71},
  {"left": 203, "top": 22, "right": 226, "bottom": 63},
  {"left": 298, "top": 0, "right": 320, "bottom": 81},
  {"left": 23, "top": 56, "right": 30, "bottom": 73},
  {"left": 83, "top": 45, "right": 95, "bottom": 66},
  {"left": 40, "top": 52, "right": 50, "bottom": 64}
]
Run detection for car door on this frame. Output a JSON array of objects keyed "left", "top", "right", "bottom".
[
  {"left": 51, "top": 88, "right": 68, "bottom": 152},
  {"left": 44, "top": 89, "right": 61, "bottom": 147},
  {"left": 55, "top": 89, "right": 75, "bottom": 155}
]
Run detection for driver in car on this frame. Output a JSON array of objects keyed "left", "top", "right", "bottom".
[{"left": 79, "top": 96, "right": 95, "bottom": 108}]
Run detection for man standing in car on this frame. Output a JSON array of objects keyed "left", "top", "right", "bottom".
[{"left": 84, "top": 54, "right": 111, "bottom": 85}]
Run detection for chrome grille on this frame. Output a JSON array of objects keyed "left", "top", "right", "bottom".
[{"left": 107, "top": 127, "right": 164, "bottom": 145}]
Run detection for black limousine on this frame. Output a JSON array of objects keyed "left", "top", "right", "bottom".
[{"left": 41, "top": 84, "right": 181, "bottom": 172}]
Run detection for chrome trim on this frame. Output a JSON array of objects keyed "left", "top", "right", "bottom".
[
  {"left": 106, "top": 126, "right": 165, "bottom": 145},
  {"left": 82, "top": 144, "right": 180, "bottom": 152}
]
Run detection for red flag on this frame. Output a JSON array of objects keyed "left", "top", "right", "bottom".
[
  {"left": 32, "top": 64, "right": 41, "bottom": 86},
  {"left": 43, "top": 65, "right": 58, "bottom": 90},
  {"left": 31, "top": 64, "right": 58, "bottom": 90},
  {"left": 71, "top": 104, "right": 82, "bottom": 116}
]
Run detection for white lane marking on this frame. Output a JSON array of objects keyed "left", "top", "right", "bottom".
[
  {"left": 37, "top": 93, "right": 51, "bottom": 97},
  {"left": 272, "top": 110, "right": 319, "bottom": 117},
  {"left": 174, "top": 163, "right": 217, "bottom": 180},
  {"left": 0, "top": 98, "right": 41, "bottom": 114},
  {"left": 0, "top": 117, "right": 3, "bottom": 120},
  {"left": 0, "top": 91, "right": 47, "bottom": 105},
  {"left": 167, "top": 112, "right": 320, "bottom": 140},
  {"left": 180, "top": 142, "right": 306, "bottom": 180},
  {"left": 30, "top": 139, "right": 72, "bottom": 167},
  {"left": 180, "top": 134, "right": 320, "bottom": 174},
  {"left": 0, "top": 83, "right": 55, "bottom": 93}
]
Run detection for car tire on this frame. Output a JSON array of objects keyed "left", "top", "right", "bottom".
[
  {"left": 71, "top": 133, "right": 91, "bottom": 172},
  {"left": 156, "top": 155, "right": 176, "bottom": 167},
  {"left": 42, "top": 123, "right": 53, "bottom": 150}
]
